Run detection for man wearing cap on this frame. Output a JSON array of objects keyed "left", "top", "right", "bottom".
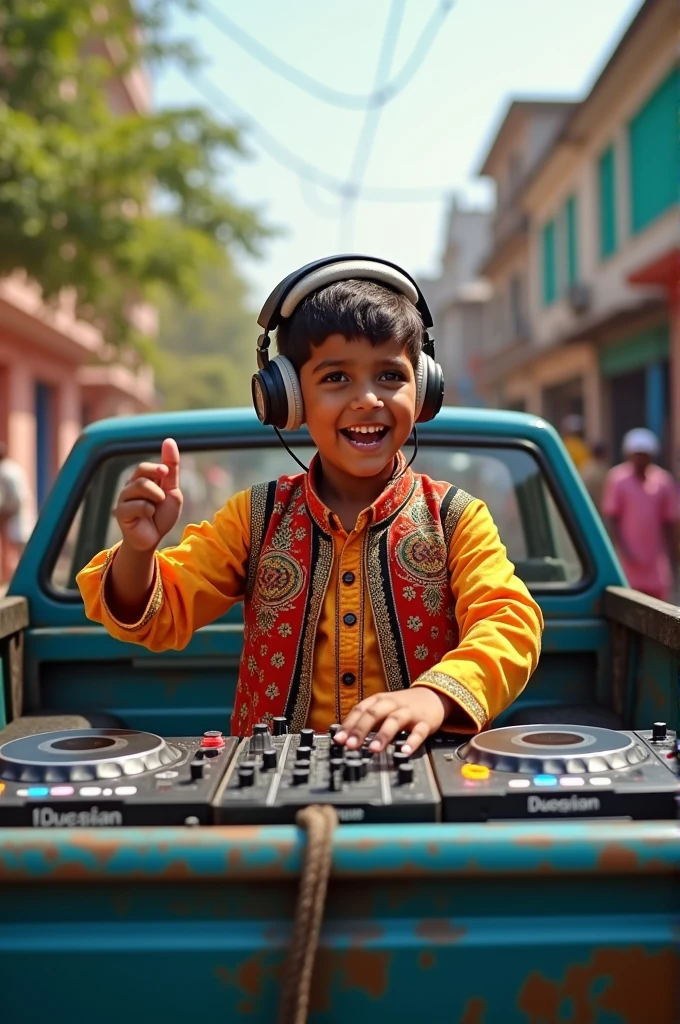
[{"left": 602, "top": 428, "right": 678, "bottom": 601}]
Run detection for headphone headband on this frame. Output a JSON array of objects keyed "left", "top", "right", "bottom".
[{"left": 257, "top": 253, "right": 433, "bottom": 333}]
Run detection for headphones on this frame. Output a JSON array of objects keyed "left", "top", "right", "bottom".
[{"left": 251, "top": 255, "right": 444, "bottom": 431}]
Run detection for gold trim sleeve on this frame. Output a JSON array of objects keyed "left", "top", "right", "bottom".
[
  {"left": 99, "top": 544, "right": 164, "bottom": 632},
  {"left": 411, "top": 669, "right": 488, "bottom": 731}
]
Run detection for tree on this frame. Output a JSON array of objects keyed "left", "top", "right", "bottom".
[
  {"left": 153, "top": 259, "right": 258, "bottom": 410},
  {"left": 0, "top": 0, "right": 269, "bottom": 347}
]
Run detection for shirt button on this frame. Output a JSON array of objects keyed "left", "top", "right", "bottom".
[
  {"left": 342, "top": 672, "right": 356, "bottom": 686},
  {"left": 343, "top": 613, "right": 357, "bottom": 626},
  {"left": 342, "top": 571, "right": 355, "bottom": 585}
]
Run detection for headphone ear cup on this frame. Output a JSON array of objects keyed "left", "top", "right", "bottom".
[
  {"left": 415, "top": 353, "right": 445, "bottom": 423},
  {"left": 273, "top": 355, "right": 305, "bottom": 430},
  {"left": 414, "top": 353, "right": 427, "bottom": 421}
]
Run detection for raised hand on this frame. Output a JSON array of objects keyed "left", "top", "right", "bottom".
[{"left": 114, "top": 438, "right": 184, "bottom": 552}]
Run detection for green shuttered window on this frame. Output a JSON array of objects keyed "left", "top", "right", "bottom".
[
  {"left": 565, "top": 195, "right": 578, "bottom": 286},
  {"left": 629, "top": 68, "right": 678, "bottom": 234},
  {"left": 598, "top": 146, "right": 617, "bottom": 259},
  {"left": 542, "top": 220, "right": 557, "bottom": 305}
]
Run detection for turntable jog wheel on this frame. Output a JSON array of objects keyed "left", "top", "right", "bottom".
[{"left": 429, "top": 724, "right": 679, "bottom": 822}]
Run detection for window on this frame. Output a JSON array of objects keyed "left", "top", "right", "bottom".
[
  {"left": 51, "top": 441, "right": 585, "bottom": 594},
  {"left": 629, "top": 69, "right": 678, "bottom": 234},
  {"left": 598, "top": 146, "right": 617, "bottom": 259},
  {"left": 542, "top": 220, "right": 557, "bottom": 305},
  {"left": 564, "top": 195, "right": 578, "bottom": 287}
]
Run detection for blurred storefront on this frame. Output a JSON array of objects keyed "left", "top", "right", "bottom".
[{"left": 475, "top": 0, "right": 677, "bottom": 467}]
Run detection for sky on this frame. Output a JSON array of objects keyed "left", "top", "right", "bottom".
[{"left": 154, "top": 0, "right": 645, "bottom": 309}]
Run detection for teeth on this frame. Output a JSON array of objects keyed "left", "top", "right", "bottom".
[{"left": 347, "top": 426, "right": 383, "bottom": 434}]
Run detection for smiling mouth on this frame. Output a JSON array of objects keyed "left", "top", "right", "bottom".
[{"left": 340, "top": 426, "right": 389, "bottom": 447}]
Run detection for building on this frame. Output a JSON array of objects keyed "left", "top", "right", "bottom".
[
  {"left": 0, "top": 40, "right": 156, "bottom": 515},
  {"left": 420, "top": 199, "right": 493, "bottom": 405},
  {"left": 476, "top": 0, "right": 678, "bottom": 467}
]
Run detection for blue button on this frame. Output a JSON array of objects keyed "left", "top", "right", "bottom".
[
  {"left": 533, "top": 775, "right": 557, "bottom": 787},
  {"left": 27, "top": 787, "right": 49, "bottom": 797}
]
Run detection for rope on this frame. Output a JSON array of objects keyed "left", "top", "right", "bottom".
[{"left": 278, "top": 804, "right": 339, "bottom": 1024}]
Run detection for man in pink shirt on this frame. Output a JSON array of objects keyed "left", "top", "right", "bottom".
[{"left": 602, "top": 428, "right": 678, "bottom": 602}]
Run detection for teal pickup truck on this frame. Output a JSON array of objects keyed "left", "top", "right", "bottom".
[{"left": 0, "top": 407, "right": 678, "bottom": 1024}]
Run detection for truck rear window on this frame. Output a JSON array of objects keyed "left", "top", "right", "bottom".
[{"left": 51, "top": 442, "right": 584, "bottom": 593}]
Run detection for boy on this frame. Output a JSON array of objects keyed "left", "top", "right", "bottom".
[{"left": 77, "top": 257, "right": 542, "bottom": 755}]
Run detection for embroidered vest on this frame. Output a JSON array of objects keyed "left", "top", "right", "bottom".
[{"left": 233, "top": 456, "right": 474, "bottom": 734}]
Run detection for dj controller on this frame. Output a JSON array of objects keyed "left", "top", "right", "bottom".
[{"left": 0, "top": 719, "right": 677, "bottom": 828}]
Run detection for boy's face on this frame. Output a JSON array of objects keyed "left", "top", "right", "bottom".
[{"left": 298, "top": 332, "right": 417, "bottom": 481}]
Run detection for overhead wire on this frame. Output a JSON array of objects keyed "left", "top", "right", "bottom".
[
  {"left": 199, "top": 0, "right": 456, "bottom": 112},
  {"left": 184, "top": 70, "right": 454, "bottom": 203},
  {"left": 338, "top": 0, "right": 407, "bottom": 249}
]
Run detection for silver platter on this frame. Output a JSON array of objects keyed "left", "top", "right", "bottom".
[
  {"left": 0, "top": 729, "right": 182, "bottom": 784},
  {"left": 458, "top": 725, "right": 649, "bottom": 775}
]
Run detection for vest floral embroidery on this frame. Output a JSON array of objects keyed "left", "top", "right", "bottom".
[{"left": 233, "top": 455, "right": 473, "bottom": 734}]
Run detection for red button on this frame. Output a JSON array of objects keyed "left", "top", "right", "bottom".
[{"left": 201, "top": 731, "right": 225, "bottom": 749}]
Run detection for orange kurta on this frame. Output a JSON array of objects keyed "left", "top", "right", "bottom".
[{"left": 77, "top": 473, "right": 543, "bottom": 733}]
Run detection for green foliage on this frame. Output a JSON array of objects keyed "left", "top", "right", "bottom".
[
  {"left": 153, "top": 260, "right": 257, "bottom": 410},
  {"left": 0, "top": 0, "right": 270, "bottom": 346}
]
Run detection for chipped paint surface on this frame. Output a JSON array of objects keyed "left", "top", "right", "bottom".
[
  {"left": 0, "top": 821, "right": 678, "bottom": 882},
  {"left": 0, "top": 821, "right": 677, "bottom": 1019},
  {"left": 518, "top": 946, "right": 679, "bottom": 1023}
]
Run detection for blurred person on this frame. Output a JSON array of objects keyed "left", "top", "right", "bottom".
[
  {"left": 602, "top": 428, "right": 678, "bottom": 601},
  {"left": 0, "top": 442, "right": 34, "bottom": 583},
  {"left": 581, "top": 442, "right": 609, "bottom": 512},
  {"left": 560, "top": 414, "right": 591, "bottom": 472}
]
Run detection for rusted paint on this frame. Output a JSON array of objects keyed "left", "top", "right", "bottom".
[
  {"left": 513, "top": 834, "right": 555, "bottom": 848},
  {"left": 518, "top": 946, "right": 679, "bottom": 1023},
  {"left": 1, "top": 822, "right": 679, "bottom": 883},
  {"left": 309, "top": 949, "right": 391, "bottom": 1013},
  {"left": 460, "top": 997, "right": 487, "bottom": 1024},
  {"left": 596, "top": 844, "right": 673, "bottom": 874},
  {"left": 418, "top": 951, "right": 436, "bottom": 970},
  {"left": 415, "top": 919, "right": 467, "bottom": 944}
]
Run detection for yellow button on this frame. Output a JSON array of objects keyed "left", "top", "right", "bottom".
[
  {"left": 461, "top": 763, "right": 490, "bottom": 780},
  {"left": 0, "top": 782, "right": 5, "bottom": 796}
]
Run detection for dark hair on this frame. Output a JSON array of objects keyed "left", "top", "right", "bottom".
[{"left": 275, "top": 279, "right": 424, "bottom": 371}]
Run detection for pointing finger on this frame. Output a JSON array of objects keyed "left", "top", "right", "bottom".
[{"left": 161, "top": 438, "right": 180, "bottom": 491}]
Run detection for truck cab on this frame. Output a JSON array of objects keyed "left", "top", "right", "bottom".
[{"left": 0, "top": 408, "right": 677, "bottom": 1023}]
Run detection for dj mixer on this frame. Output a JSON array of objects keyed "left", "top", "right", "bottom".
[
  {"left": 0, "top": 719, "right": 677, "bottom": 828},
  {"left": 214, "top": 720, "right": 440, "bottom": 824}
]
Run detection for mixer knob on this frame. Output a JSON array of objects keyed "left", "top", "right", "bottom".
[
  {"left": 292, "top": 767, "right": 309, "bottom": 786},
  {"left": 329, "top": 757, "right": 344, "bottom": 773},
  {"left": 652, "top": 722, "right": 667, "bottom": 742},
  {"left": 395, "top": 730, "right": 409, "bottom": 743},
  {"left": 329, "top": 724, "right": 341, "bottom": 739},
  {"left": 330, "top": 743, "right": 344, "bottom": 759},
  {"left": 296, "top": 745, "right": 312, "bottom": 762},
  {"left": 238, "top": 766, "right": 255, "bottom": 788},
  {"left": 190, "top": 760, "right": 205, "bottom": 781},
  {"left": 262, "top": 748, "right": 278, "bottom": 771},
  {"left": 250, "top": 722, "right": 273, "bottom": 754},
  {"left": 397, "top": 762, "right": 414, "bottom": 786},
  {"left": 343, "top": 759, "right": 361, "bottom": 783},
  {"left": 393, "top": 751, "right": 411, "bottom": 768},
  {"left": 300, "top": 729, "right": 315, "bottom": 749},
  {"left": 272, "top": 717, "right": 288, "bottom": 736}
]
